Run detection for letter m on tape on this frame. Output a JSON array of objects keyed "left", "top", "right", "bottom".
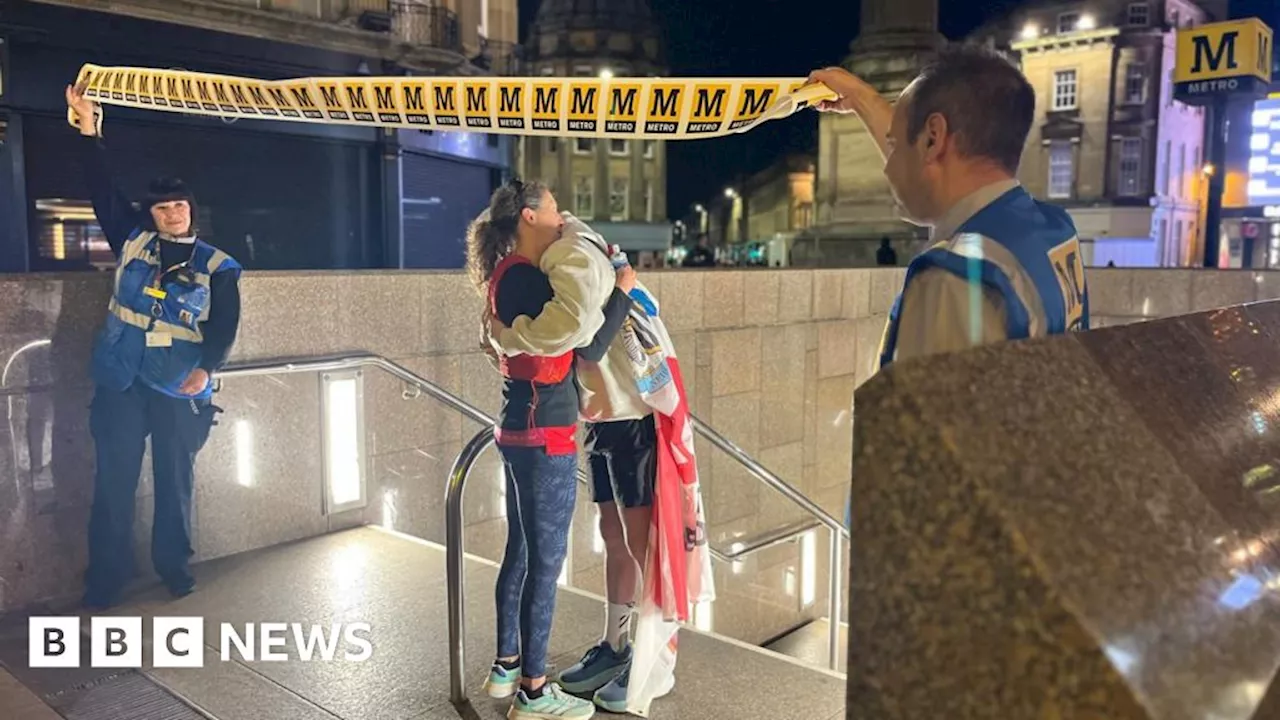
[
  {"left": 694, "top": 88, "right": 726, "bottom": 118},
  {"left": 738, "top": 87, "right": 774, "bottom": 117},
  {"left": 610, "top": 87, "right": 637, "bottom": 116},
  {"left": 571, "top": 87, "right": 597, "bottom": 115},
  {"left": 534, "top": 87, "right": 559, "bottom": 114},
  {"left": 1192, "top": 31, "right": 1239, "bottom": 73}
]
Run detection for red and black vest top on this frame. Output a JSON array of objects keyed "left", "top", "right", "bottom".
[{"left": 488, "top": 254, "right": 578, "bottom": 455}]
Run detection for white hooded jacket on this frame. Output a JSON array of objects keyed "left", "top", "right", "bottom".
[{"left": 491, "top": 212, "right": 651, "bottom": 423}]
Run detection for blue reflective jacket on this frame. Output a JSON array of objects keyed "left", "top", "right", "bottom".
[
  {"left": 91, "top": 230, "right": 242, "bottom": 400},
  {"left": 879, "top": 186, "right": 1090, "bottom": 369}
]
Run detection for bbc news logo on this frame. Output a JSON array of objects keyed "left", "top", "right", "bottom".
[{"left": 30, "top": 617, "right": 373, "bottom": 668}]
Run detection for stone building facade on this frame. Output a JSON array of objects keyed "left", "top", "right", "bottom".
[
  {"left": 0, "top": 0, "right": 520, "bottom": 272},
  {"left": 515, "top": 0, "right": 671, "bottom": 261},
  {"left": 801, "top": 0, "right": 1232, "bottom": 268},
  {"left": 993, "top": 0, "right": 1228, "bottom": 267},
  {"left": 799, "top": 0, "right": 942, "bottom": 267},
  {"left": 701, "top": 156, "right": 815, "bottom": 267}
]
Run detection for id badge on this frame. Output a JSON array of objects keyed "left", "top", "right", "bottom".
[
  {"left": 143, "top": 286, "right": 168, "bottom": 300},
  {"left": 146, "top": 332, "right": 172, "bottom": 348}
]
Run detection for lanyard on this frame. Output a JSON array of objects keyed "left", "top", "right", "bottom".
[{"left": 143, "top": 256, "right": 191, "bottom": 314}]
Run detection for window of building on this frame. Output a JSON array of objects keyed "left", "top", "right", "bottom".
[
  {"left": 540, "top": 66, "right": 555, "bottom": 76},
  {"left": 547, "top": 137, "right": 560, "bottom": 153},
  {"left": 1052, "top": 69, "right": 1078, "bottom": 110},
  {"left": 573, "top": 64, "right": 593, "bottom": 77},
  {"left": 1057, "top": 11, "right": 1080, "bottom": 33},
  {"left": 575, "top": 176, "right": 594, "bottom": 217},
  {"left": 796, "top": 202, "right": 814, "bottom": 229},
  {"left": 610, "top": 177, "right": 629, "bottom": 221},
  {"left": 1048, "top": 142, "right": 1074, "bottom": 199},
  {"left": 575, "top": 137, "right": 594, "bottom": 154},
  {"left": 1119, "top": 138, "right": 1143, "bottom": 196},
  {"left": 643, "top": 140, "right": 655, "bottom": 159},
  {"left": 1125, "top": 64, "right": 1146, "bottom": 103},
  {"left": 1127, "top": 2, "right": 1150, "bottom": 26},
  {"left": 31, "top": 200, "right": 114, "bottom": 270},
  {"left": 643, "top": 180, "right": 654, "bottom": 222},
  {"left": 1170, "top": 8, "right": 1180, "bottom": 27},
  {"left": 610, "top": 139, "right": 629, "bottom": 156}
]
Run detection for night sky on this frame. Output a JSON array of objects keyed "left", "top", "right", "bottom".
[{"left": 517, "top": 0, "right": 1280, "bottom": 220}]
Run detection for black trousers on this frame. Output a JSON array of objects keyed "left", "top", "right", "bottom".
[{"left": 84, "top": 382, "right": 217, "bottom": 605}]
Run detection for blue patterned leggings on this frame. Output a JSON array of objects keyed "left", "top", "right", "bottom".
[{"left": 495, "top": 445, "right": 578, "bottom": 679}]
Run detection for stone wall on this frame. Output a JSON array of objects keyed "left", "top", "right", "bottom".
[
  {"left": 846, "top": 296, "right": 1280, "bottom": 718},
  {"left": 1, "top": 266, "right": 1276, "bottom": 646}
]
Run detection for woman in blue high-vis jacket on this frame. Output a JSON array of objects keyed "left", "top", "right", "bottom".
[{"left": 68, "top": 79, "right": 243, "bottom": 610}]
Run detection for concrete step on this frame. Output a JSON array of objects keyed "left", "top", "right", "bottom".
[
  {"left": 0, "top": 526, "right": 846, "bottom": 720},
  {"left": 765, "top": 618, "right": 848, "bottom": 675}
]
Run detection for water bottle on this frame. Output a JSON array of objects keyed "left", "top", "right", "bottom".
[
  {"left": 607, "top": 244, "right": 630, "bottom": 270},
  {"left": 610, "top": 246, "right": 658, "bottom": 317}
]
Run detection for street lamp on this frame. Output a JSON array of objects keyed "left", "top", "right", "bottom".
[
  {"left": 724, "top": 187, "right": 738, "bottom": 198},
  {"left": 599, "top": 68, "right": 614, "bottom": 79},
  {"left": 692, "top": 204, "right": 707, "bottom": 234}
]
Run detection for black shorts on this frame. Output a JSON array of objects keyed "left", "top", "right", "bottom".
[{"left": 584, "top": 416, "right": 657, "bottom": 508}]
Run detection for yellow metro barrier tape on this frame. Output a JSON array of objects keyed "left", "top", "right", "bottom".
[{"left": 69, "top": 64, "right": 838, "bottom": 140}]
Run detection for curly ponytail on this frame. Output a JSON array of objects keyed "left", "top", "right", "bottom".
[
  {"left": 465, "top": 179, "right": 551, "bottom": 295},
  {"left": 465, "top": 210, "right": 512, "bottom": 294}
]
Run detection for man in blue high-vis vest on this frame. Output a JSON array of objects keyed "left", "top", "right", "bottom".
[
  {"left": 68, "top": 80, "right": 243, "bottom": 609},
  {"left": 810, "top": 44, "right": 1090, "bottom": 368}
]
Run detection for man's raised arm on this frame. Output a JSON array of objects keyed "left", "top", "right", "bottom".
[
  {"left": 494, "top": 240, "right": 610, "bottom": 357},
  {"left": 808, "top": 67, "right": 895, "bottom": 163}
]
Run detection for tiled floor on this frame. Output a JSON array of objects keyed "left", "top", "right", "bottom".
[{"left": 0, "top": 527, "right": 847, "bottom": 720}]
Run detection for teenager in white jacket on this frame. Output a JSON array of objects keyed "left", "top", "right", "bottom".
[{"left": 488, "top": 213, "right": 662, "bottom": 710}]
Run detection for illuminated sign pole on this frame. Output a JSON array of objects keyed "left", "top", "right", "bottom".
[{"left": 1173, "top": 18, "right": 1273, "bottom": 267}]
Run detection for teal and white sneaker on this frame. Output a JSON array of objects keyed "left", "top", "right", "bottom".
[
  {"left": 592, "top": 666, "right": 675, "bottom": 713},
  {"left": 507, "top": 683, "right": 595, "bottom": 720},
  {"left": 558, "top": 642, "right": 632, "bottom": 694},
  {"left": 484, "top": 661, "right": 522, "bottom": 699}
]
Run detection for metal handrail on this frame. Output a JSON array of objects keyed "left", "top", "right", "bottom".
[
  {"left": 720, "top": 518, "right": 824, "bottom": 561},
  {"left": 218, "top": 354, "right": 829, "bottom": 559},
  {"left": 214, "top": 354, "right": 847, "bottom": 700},
  {"left": 692, "top": 417, "right": 849, "bottom": 540},
  {"left": 446, "top": 417, "right": 849, "bottom": 703},
  {"left": 216, "top": 353, "right": 492, "bottom": 427}
]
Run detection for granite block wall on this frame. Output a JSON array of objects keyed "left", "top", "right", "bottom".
[
  {"left": 846, "top": 299, "right": 1280, "bottom": 718},
  {"left": 0, "top": 267, "right": 1274, "bottom": 647}
]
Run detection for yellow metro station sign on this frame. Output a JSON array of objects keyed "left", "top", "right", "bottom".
[{"left": 1174, "top": 18, "right": 1272, "bottom": 103}]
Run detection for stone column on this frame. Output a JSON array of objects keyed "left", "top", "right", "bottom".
[
  {"left": 811, "top": 0, "right": 942, "bottom": 251},
  {"left": 558, "top": 134, "right": 572, "bottom": 207},
  {"left": 630, "top": 139, "right": 644, "bottom": 221},
  {"left": 456, "top": 0, "right": 481, "bottom": 57},
  {"left": 595, "top": 137, "right": 609, "bottom": 222}
]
